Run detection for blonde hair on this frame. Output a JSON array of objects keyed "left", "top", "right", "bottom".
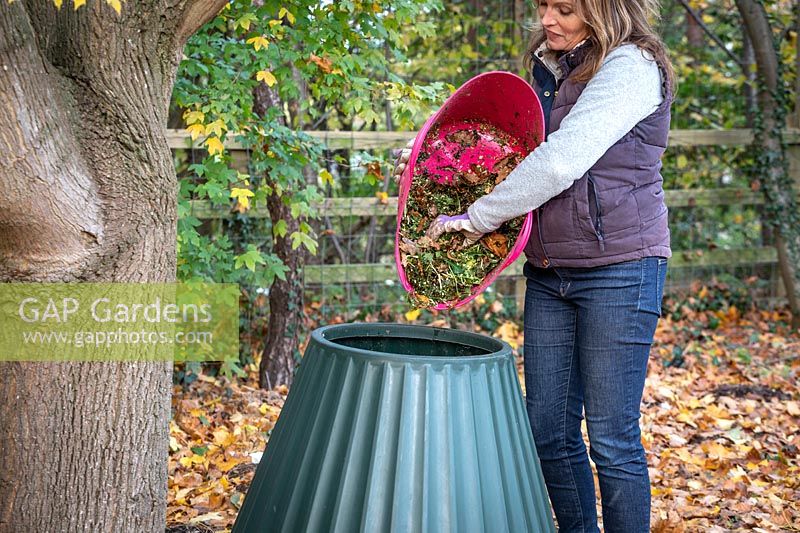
[{"left": 523, "top": 0, "right": 675, "bottom": 91}]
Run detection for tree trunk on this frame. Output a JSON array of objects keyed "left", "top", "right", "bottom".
[
  {"left": 794, "top": 1, "right": 800, "bottom": 128},
  {"left": 0, "top": 1, "right": 224, "bottom": 531},
  {"left": 467, "top": 0, "right": 485, "bottom": 76},
  {"left": 786, "top": 1, "right": 800, "bottom": 326},
  {"left": 742, "top": 32, "right": 758, "bottom": 128},
  {"left": 259, "top": 194, "right": 306, "bottom": 389},
  {"left": 513, "top": 0, "right": 526, "bottom": 53},
  {"left": 736, "top": 0, "right": 800, "bottom": 330},
  {"left": 252, "top": 83, "right": 307, "bottom": 389},
  {"left": 685, "top": 10, "right": 704, "bottom": 50}
]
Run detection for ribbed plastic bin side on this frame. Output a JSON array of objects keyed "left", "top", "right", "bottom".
[{"left": 232, "top": 323, "right": 554, "bottom": 533}]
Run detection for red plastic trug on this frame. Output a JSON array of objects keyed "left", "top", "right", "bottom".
[
  {"left": 419, "top": 121, "right": 527, "bottom": 186},
  {"left": 395, "top": 71, "right": 545, "bottom": 310}
]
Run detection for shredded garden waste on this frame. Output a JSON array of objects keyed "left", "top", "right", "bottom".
[{"left": 398, "top": 121, "right": 526, "bottom": 308}]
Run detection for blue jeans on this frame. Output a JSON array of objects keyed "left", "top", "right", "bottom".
[{"left": 523, "top": 257, "right": 667, "bottom": 533}]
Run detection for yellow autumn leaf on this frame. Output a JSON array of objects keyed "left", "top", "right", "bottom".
[
  {"left": 173, "top": 487, "right": 193, "bottom": 504},
  {"left": 212, "top": 428, "right": 234, "bottom": 447},
  {"left": 204, "top": 119, "right": 226, "bottom": 137},
  {"left": 183, "top": 110, "right": 205, "bottom": 125},
  {"left": 375, "top": 191, "right": 388, "bottom": 204},
  {"left": 178, "top": 454, "right": 205, "bottom": 468},
  {"left": 256, "top": 70, "right": 277, "bottom": 87},
  {"left": 204, "top": 136, "right": 224, "bottom": 156},
  {"left": 216, "top": 458, "right": 240, "bottom": 472},
  {"left": 231, "top": 187, "right": 255, "bottom": 210},
  {"left": 687, "top": 479, "right": 703, "bottom": 490},
  {"left": 404, "top": 308, "right": 421, "bottom": 321},
  {"left": 106, "top": 0, "right": 120, "bottom": 14},
  {"left": 703, "top": 441, "right": 734, "bottom": 460},
  {"left": 73, "top": 0, "right": 86, "bottom": 9},
  {"left": 189, "top": 513, "right": 224, "bottom": 525},
  {"left": 715, "top": 418, "right": 735, "bottom": 430},
  {"left": 494, "top": 321, "right": 520, "bottom": 349},
  {"left": 54, "top": 0, "right": 63, "bottom": 7},
  {"left": 278, "top": 7, "right": 295, "bottom": 24},
  {"left": 186, "top": 123, "right": 205, "bottom": 141},
  {"left": 319, "top": 169, "right": 334, "bottom": 186},
  {"left": 675, "top": 411, "right": 698, "bottom": 428},
  {"left": 269, "top": 19, "right": 282, "bottom": 28},
  {"left": 728, "top": 465, "right": 749, "bottom": 482},
  {"left": 246, "top": 35, "right": 269, "bottom": 51}
]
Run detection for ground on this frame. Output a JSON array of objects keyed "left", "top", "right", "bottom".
[{"left": 166, "top": 301, "right": 799, "bottom": 532}]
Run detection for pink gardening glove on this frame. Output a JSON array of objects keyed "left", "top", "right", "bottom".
[{"left": 425, "top": 213, "right": 484, "bottom": 245}]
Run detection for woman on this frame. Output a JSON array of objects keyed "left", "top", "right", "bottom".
[{"left": 395, "top": 1, "right": 673, "bottom": 531}]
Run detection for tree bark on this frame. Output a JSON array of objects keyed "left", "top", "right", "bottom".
[
  {"left": 735, "top": 0, "right": 800, "bottom": 330},
  {"left": 252, "top": 82, "right": 307, "bottom": 389},
  {"left": 794, "top": 1, "right": 800, "bottom": 128},
  {"left": 513, "top": 0, "right": 526, "bottom": 53},
  {"left": 742, "top": 32, "right": 758, "bottom": 128},
  {"left": 685, "top": 10, "right": 704, "bottom": 50},
  {"left": 0, "top": 1, "right": 225, "bottom": 531},
  {"left": 259, "top": 193, "right": 306, "bottom": 389}
]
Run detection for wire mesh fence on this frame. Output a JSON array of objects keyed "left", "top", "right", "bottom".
[{"left": 171, "top": 2, "right": 799, "bottom": 320}]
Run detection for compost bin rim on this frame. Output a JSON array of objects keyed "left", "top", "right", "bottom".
[{"left": 312, "top": 322, "right": 512, "bottom": 363}]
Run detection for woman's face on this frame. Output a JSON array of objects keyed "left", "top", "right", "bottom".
[{"left": 537, "top": 0, "right": 589, "bottom": 51}]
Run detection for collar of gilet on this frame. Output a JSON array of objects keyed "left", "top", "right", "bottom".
[{"left": 531, "top": 39, "right": 593, "bottom": 82}]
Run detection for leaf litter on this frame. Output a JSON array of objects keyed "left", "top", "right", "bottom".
[{"left": 168, "top": 298, "right": 799, "bottom": 531}]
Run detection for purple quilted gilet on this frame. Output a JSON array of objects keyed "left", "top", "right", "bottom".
[{"left": 524, "top": 45, "right": 672, "bottom": 268}]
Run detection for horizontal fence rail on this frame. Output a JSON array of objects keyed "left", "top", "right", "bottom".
[
  {"left": 302, "top": 248, "right": 779, "bottom": 285},
  {"left": 166, "top": 128, "right": 800, "bottom": 151},
  {"left": 189, "top": 188, "right": 799, "bottom": 220},
  {"left": 169, "top": 128, "right": 800, "bottom": 297}
]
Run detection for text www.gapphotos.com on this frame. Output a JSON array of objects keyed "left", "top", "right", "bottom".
[{"left": 21, "top": 329, "right": 213, "bottom": 348}]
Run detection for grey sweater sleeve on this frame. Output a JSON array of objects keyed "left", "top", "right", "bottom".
[{"left": 467, "top": 44, "right": 664, "bottom": 233}]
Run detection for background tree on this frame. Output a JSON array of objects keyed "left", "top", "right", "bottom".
[
  {"left": 733, "top": 0, "right": 799, "bottom": 328},
  {"left": 173, "top": 0, "right": 447, "bottom": 388},
  {"left": 0, "top": 1, "right": 226, "bottom": 530},
  {"left": 663, "top": 0, "right": 798, "bottom": 322}
]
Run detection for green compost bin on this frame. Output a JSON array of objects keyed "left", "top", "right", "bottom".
[{"left": 232, "top": 323, "right": 555, "bottom": 533}]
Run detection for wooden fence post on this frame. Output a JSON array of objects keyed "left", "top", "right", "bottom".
[
  {"left": 515, "top": 276, "right": 526, "bottom": 318},
  {"left": 782, "top": 92, "right": 800, "bottom": 307}
]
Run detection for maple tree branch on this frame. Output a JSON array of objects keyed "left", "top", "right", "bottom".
[
  {"left": 735, "top": 0, "right": 779, "bottom": 90},
  {"left": 175, "top": 0, "right": 229, "bottom": 45},
  {"left": 674, "top": 0, "right": 745, "bottom": 70}
]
